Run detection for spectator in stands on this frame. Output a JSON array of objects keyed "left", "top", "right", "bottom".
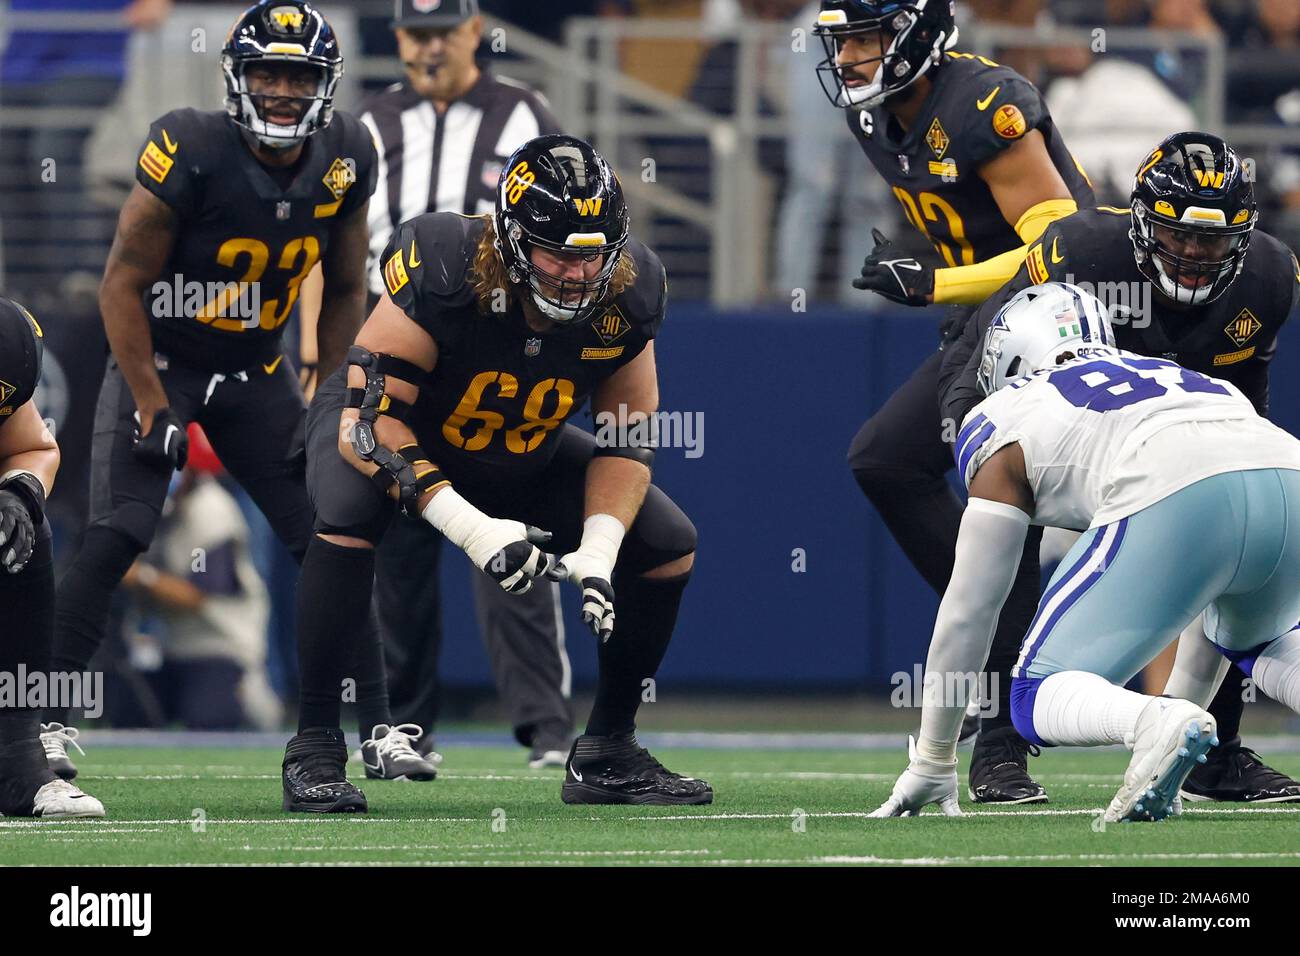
[
  {"left": 478, "top": 0, "right": 633, "bottom": 44},
  {"left": 0, "top": 0, "right": 173, "bottom": 311},
  {"left": 120, "top": 426, "right": 281, "bottom": 731}
]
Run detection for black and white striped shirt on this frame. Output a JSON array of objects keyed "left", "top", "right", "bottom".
[{"left": 359, "top": 69, "right": 560, "bottom": 296}]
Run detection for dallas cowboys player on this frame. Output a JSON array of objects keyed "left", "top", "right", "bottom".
[{"left": 872, "top": 283, "right": 1300, "bottom": 822}]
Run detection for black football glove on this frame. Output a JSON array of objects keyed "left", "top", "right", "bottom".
[
  {"left": 852, "top": 228, "right": 936, "bottom": 306},
  {"left": 0, "top": 474, "right": 42, "bottom": 574},
  {"left": 482, "top": 525, "right": 555, "bottom": 594},
  {"left": 132, "top": 407, "right": 188, "bottom": 472}
]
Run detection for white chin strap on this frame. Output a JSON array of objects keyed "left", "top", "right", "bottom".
[
  {"left": 235, "top": 71, "right": 326, "bottom": 149},
  {"left": 529, "top": 283, "right": 593, "bottom": 323},
  {"left": 1152, "top": 256, "right": 1216, "bottom": 306},
  {"left": 840, "top": 62, "right": 887, "bottom": 110}
]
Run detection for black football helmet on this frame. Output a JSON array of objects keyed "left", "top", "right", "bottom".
[
  {"left": 1130, "top": 131, "right": 1257, "bottom": 306},
  {"left": 813, "top": 0, "right": 957, "bottom": 110},
  {"left": 494, "top": 135, "right": 630, "bottom": 325},
  {"left": 221, "top": 1, "right": 343, "bottom": 149},
  {"left": 0, "top": 296, "right": 44, "bottom": 416}
]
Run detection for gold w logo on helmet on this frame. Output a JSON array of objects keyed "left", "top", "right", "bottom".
[
  {"left": 1191, "top": 168, "right": 1225, "bottom": 189},
  {"left": 270, "top": 7, "right": 304, "bottom": 29},
  {"left": 573, "top": 197, "right": 604, "bottom": 217}
]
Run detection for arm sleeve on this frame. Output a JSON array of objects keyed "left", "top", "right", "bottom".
[{"left": 917, "top": 497, "right": 1030, "bottom": 761}]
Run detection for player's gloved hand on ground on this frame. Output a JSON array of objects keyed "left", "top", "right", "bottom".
[
  {"left": 0, "top": 484, "right": 38, "bottom": 574},
  {"left": 547, "top": 514, "right": 625, "bottom": 643},
  {"left": 132, "top": 407, "right": 189, "bottom": 472},
  {"left": 852, "top": 228, "right": 935, "bottom": 306},
  {"left": 421, "top": 485, "right": 553, "bottom": 593},
  {"left": 869, "top": 735, "right": 963, "bottom": 817}
]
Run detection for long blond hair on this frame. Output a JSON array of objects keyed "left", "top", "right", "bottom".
[{"left": 471, "top": 215, "right": 638, "bottom": 315}]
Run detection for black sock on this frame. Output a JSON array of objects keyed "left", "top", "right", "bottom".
[
  {"left": 0, "top": 532, "right": 54, "bottom": 748},
  {"left": 354, "top": 608, "right": 392, "bottom": 745},
  {"left": 297, "top": 536, "right": 375, "bottom": 733},
  {"left": 1207, "top": 664, "right": 1246, "bottom": 744},
  {"left": 48, "top": 526, "right": 141, "bottom": 724},
  {"left": 982, "top": 526, "right": 1042, "bottom": 734},
  {"left": 586, "top": 571, "right": 690, "bottom": 738}
]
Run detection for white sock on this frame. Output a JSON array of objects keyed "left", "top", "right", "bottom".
[
  {"left": 1253, "top": 629, "right": 1300, "bottom": 713},
  {"left": 1032, "top": 671, "right": 1151, "bottom": 748}
]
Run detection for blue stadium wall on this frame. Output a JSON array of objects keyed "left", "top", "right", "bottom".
[{"left": 434, "top": 300, "right": 1300, "bottom": 690}]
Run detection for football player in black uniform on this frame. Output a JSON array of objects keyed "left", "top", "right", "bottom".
[
  {"left": 813, "top": 0, "right": 1094, "bottom": 801},
  {"left": 41, "top": 2, "right": 438, "bottom": 794},
  {"left": 0, "top": 296, "right": 105, "bottom": 818},
  {"left": 941, "top": 133, "right": 1300, "bottom": 803},
  {"left": 289, "top": 134, "right": 711, "bottom": 809}
]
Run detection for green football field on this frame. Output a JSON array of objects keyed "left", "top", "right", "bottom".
[{"left": 5, "top": 740, "right": 1300, "bottom": 866}]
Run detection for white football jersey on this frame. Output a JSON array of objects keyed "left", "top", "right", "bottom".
[{"left": 956, "top": 347, "right": 1300, "bottom": 529}]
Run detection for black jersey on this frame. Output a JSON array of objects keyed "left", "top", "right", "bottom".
[
  {"left": 135, "top": 108, "right": 378, "bottom": 373},
  {"left": 381, "top": 213, "right": 666, "bottom": 486},
  {"left": 849, "top": 50, "right": 1094, "bottom": 267},
  {"left": 940, "top": 207, "right": 1300, "bottom": 426}
]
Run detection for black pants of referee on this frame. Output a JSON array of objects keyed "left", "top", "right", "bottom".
[
  {"left": 375, "top": 515, "right": 574, "bottom": 749},
  {"left": 847, "top": 348, "right": 1042, "bottom": 733},
  {"left": 48, "top": 354, "right": 392, "bottom": 741}
]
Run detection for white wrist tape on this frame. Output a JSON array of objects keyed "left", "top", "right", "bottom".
[
  {"left": 421, "top": 486, "right": 507, "bottom": 568},
  {"left": 578, "top": 514, "right": 625, "bottom": 572}
]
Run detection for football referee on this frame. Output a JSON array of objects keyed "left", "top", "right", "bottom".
[{"left": 313, "top": 0, "right": 573, "bottom": 767}]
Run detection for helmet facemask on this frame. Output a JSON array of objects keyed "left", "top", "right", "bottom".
[
  {"left": 1130, "top": 201, "right": 1254, "bottom": 306},
  {"left": 501, "top": 221, "right": 626, "bottom": 325},
  {"left": 223, "top": 55, "right": 340, "bottom": 149},
  {"left": 813, "top": 2, "right": 955, "bottom": 111}
]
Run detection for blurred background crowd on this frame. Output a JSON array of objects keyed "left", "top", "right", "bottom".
[{"left": 1, "top": 0, "right": 1298, "bottom": 731}]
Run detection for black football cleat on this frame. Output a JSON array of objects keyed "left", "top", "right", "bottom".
[
  {"left": 1180, "top": 736, "right": 1300, "bottom": 803},
  {"left": 283, "top": 728, "right": 368, "bottom": 813},
  {"left": 562, "top": 733, "right": 713, "bottom": 805},
  {"left": 968, "top": 726, "right": 1048, "bottom": 804}
]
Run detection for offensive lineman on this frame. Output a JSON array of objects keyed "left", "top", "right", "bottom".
[
  {"left": 0, "top": 296, "right": 104, "bottom": 818},
  {"left": 41, "top": 2, "right": 439, "bottom": 794},
  {"left": 286, "top": 134, "right": 711, "bottom": 809},
  {"left": 940, "top": 133, "right": 1300, "bottom": 802},
  {"left": 812, "top": 0, "right": 1093, "bottom": 801},
  {"left": 874, "top": 284, "right": 1300, "bottom": 822}
]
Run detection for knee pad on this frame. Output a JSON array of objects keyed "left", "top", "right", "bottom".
[
  {"left": 90, "top": 500, "right": 162, "bottom": 553},
  {"left": 1010, "top": 675, "right": 1050, "bottom": 747}
]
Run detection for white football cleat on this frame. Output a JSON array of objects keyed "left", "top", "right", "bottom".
[
  {"left": 40, "top": 722, "right": 84, "bottom": 781},
  {"left": 32, "top": 779, "right": 105, "bottom": 819},
  {"left": 361, "top": 724, "right": 438, "bottom": 781},
  {"left": 1105, "top": 698, "right": 1217, "bottom": 824}
]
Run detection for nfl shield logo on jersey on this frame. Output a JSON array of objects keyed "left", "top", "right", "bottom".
[{"left": 525, "top": 337, "right": 542, "bottom": 357}]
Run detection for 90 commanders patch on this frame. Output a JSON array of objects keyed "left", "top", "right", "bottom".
[
  {"left": 383, "top": 249, "right": 410, "bottom": 296},
  {"left": 993, "top": 103, "right": 1027, "bottom": 140},
  {"left": 139, "top": 141, "right": 174, "bottom": 184}
]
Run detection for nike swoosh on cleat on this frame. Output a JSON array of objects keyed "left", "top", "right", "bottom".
[
  {"left": 977, "top": 86, "right": 1000, "bottom": 111},
  {"left": 570, "top": 764, "right": 583, "bottom": 782}
]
